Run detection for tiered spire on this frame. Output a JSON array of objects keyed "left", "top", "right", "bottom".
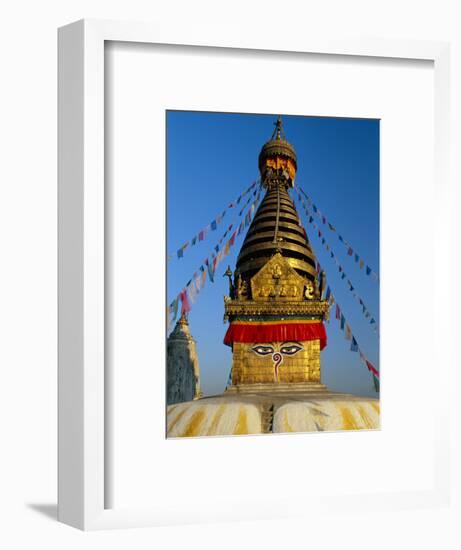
[{"left": 235, "top": 116, "right": 317, "bottom": 283}]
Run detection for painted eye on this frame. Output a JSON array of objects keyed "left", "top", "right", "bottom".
[
  {"left": 280, "top": 344, "right": 303, "bottom": 356},
  {"left": 251, "top": 345, "right": 274, "bottom": 356}
]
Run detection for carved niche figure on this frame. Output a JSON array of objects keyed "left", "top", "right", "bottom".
[
  {"left": 271, "top": 263, "right": 283, "bottom": 279},
  {"left": 236, "top": 274, "right": 249, "bottom": 300}
]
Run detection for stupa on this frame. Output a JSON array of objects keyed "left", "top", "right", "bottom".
[
  {"left": 166, "top": 117, "right": 380, "bottom": 437},
  {"left": 166, "top": 313, "right": 201, "bottom": 405}
]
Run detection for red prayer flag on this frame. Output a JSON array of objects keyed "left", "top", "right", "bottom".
[
  {"left": 180, "top": 289, "right": 191, "bottom": 315},
  {"left": 335, "top": 304, "right": 340, "bottom": 320},
  {"left": 365, "top": 360, "right": 379, "bottom": 378}
]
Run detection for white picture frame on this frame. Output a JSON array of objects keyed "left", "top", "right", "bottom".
[{"left": 58, "top": 19, "right": 453, "bottom": 531}]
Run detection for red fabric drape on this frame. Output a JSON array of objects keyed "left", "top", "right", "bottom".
[{"left": 224, "top": 322, "right": 327, "bottom": 350}]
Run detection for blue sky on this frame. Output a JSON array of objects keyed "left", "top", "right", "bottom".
[{"left": 167, "top": 111, "right": 379, "bottom": 398}]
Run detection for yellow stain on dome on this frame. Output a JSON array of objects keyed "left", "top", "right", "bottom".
[
  {"left": 283, "top": 411, "right": 294, "bottom": 433},
  {"left": 167, "top": 407, "right": 188, "bottom": 433},
  {"left": 339, "top": 406, "right": 359, "bottom": 431},
  {"left": 207, "top": 405, "right": 226, "bottom": 435},
  {"left": 370, "top": 402, "right": 380, "bottom": 414},
  {"left": 235, "top": 410, "right": 248, "bottom": 435},
  {"left": 183, "top": 410, "right": 206, "bottom": 437},
  {"left": 357, "top": 405, "right": 375, "bottom": 429}
]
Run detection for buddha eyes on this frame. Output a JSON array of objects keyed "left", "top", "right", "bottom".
[
  {"left": 251, "top": 345, "right": 274, "bottom": 356},
  {"left": 251, "top": 343, "right": 303, "bottom": 356},
  {"left": 279, "top": 344, "right": 303, "bottom": 356}
]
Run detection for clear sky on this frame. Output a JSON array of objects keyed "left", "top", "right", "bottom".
[{"left": 167, "top": 111, "right": 379, "bottom": 398}]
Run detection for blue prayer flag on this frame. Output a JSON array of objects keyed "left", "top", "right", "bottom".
[
  {"left": 350, "top": 337, "right": 358, "bottom": 352},
  {"left": 207, "top": 261, "right": 215, "bottom": 283}
]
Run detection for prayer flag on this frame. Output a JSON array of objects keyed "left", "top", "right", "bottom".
[
  {"left": 180, "top": 289, "right": 191, "bottom": 314},
  {"left": 229, "top": 230, "right": 237, "bottom": 246},
  {"left": 366, "top": 266, "right": 372, "bottom": 276},
  {"left": 206, "top": 260, "right": 215, "bottom": 283},
  {"left": 347, "top": 247, "right": 353, "bottom": 256},
  {"left": 198, "top": 230, "right": 205, "bottom": 241},
  {"left": 191, "top": 236, "right": 197, "bottom": 246},
  {"left": 354, "top": 253, "right": 359, "bottom": 263},
  {"left": 360, "top": 259, "right": 364, "bottom": 269},
  {"left": 340, "top": 314, "right": 345, "bottom": 330},
  {"left": 325, "top": 286, "right": 331, "bottom": 301},
  {"left": 339, "top": 235, "right": 344, "bottom": 242},
  {"left": 168, "top": 297, "right": 179, "bottom": 325},
  {"left": 365, "top": 360, "right": 379, "bottom": 378},
  {"left": 372, "top": 374, "right": 380, "bottom": 392},
  {"left": 211, "top": 220, "right": 217, "bottom": 231},
  {"left": 345, "top": 324, "right": 352, "bottom": 341},
  {"left": 350, "top": 337, "right": 358, "bottom": 351},
  {"left": 335, "top": 304, "right": 341, "bottom": 320},
  {"left": 177, "top": 248, "right": 184, "bottom": 259}
]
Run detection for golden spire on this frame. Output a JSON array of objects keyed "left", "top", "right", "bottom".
[{"left": 235, "top": 117, "right": 317, "bottom": 283}]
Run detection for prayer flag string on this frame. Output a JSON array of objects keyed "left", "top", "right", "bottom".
[
  {"left": 167, "top": 187, "right": 262, "bottom": 329},
  {"left": 300, "top": 223, "right": 380, "bottom": 393},
  {"left": 296, "top": 184, "right": 379, "bottom": 283},
  {"left": 169, "top": 179, "right": 259, "bottom": 262},
  {"left": 317, "top": 263, "right": 380, "bottom": 392},
  {"left": 295, "top": 190, "right": 379, "bottom": 335}
]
